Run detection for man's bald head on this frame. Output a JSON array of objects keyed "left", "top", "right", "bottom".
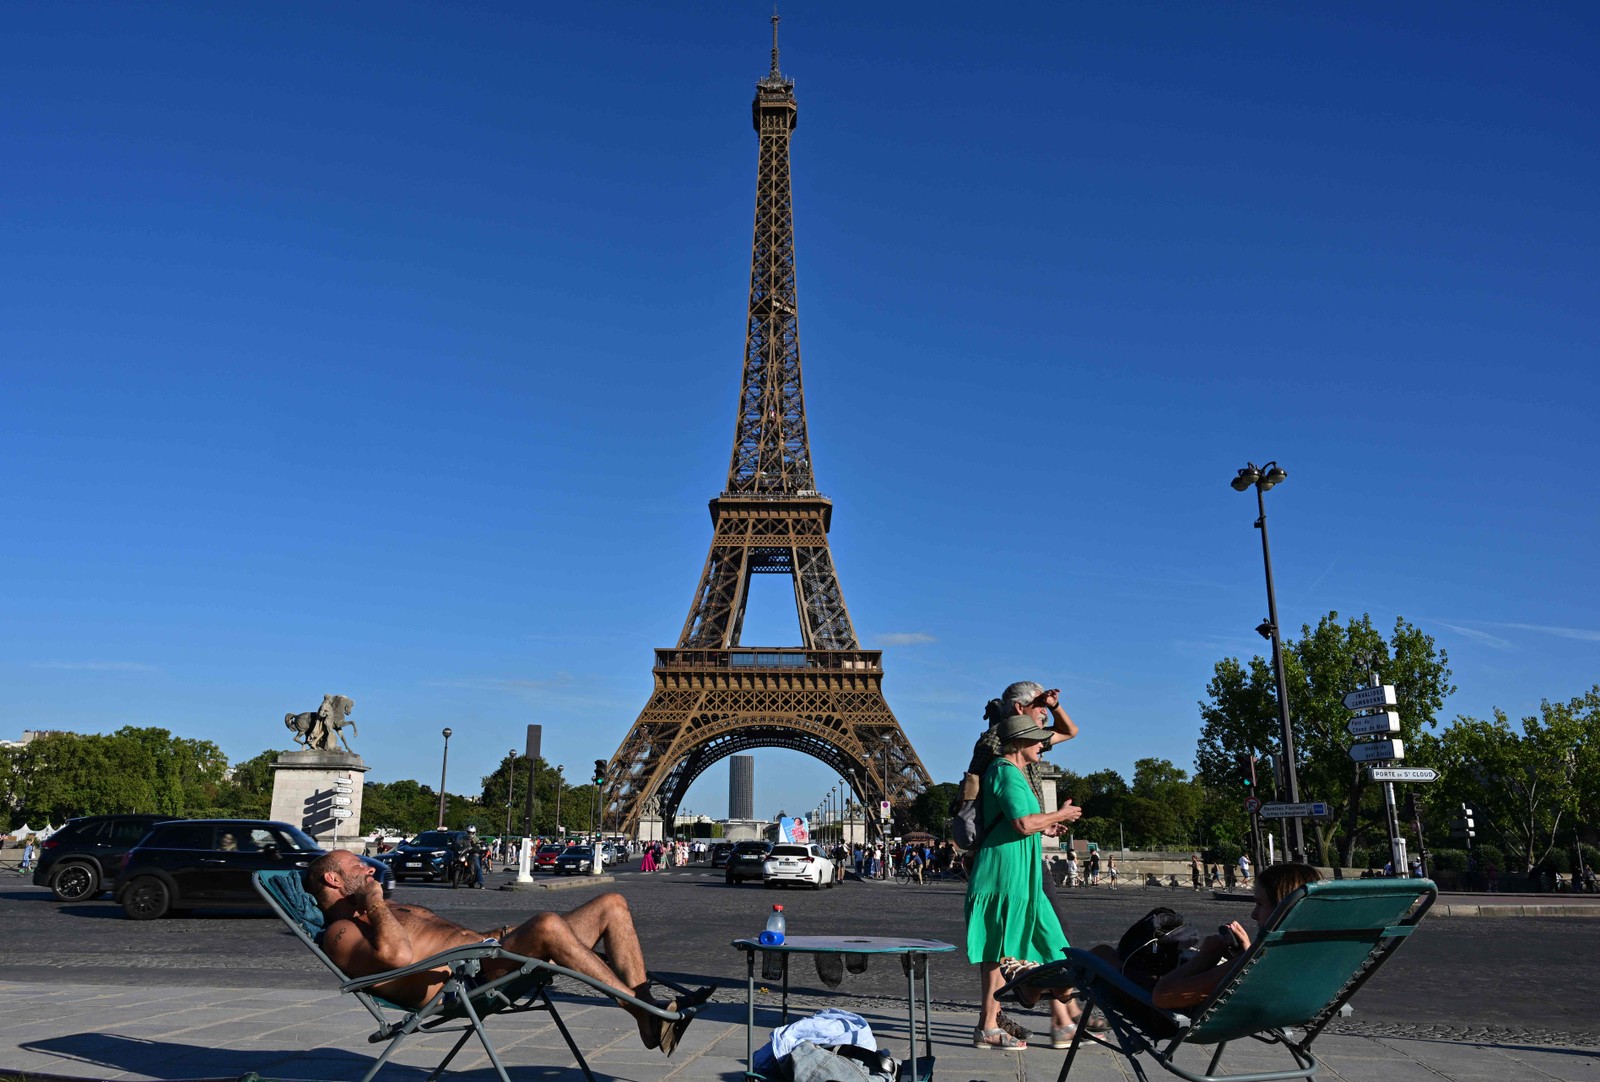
[{"left": 307, "top": 849, "right": 367, "bottom": 906}]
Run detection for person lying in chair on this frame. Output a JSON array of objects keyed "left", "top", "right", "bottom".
[
  {"left": 1150, "top": 862, "right": 1321, "bottom": 1010},
  {"left": 306, "top": 850, "right": 711, "bottom": 1055}
]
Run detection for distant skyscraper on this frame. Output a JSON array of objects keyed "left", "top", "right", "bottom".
[{"left": 729, "top": 755, "right": 755, "bottom": 820}]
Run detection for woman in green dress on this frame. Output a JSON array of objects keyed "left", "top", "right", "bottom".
[{"left": 965, "top": 710, "right": 1085, "bottom": 1049}]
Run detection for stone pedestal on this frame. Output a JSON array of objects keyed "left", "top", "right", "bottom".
[
  {"left": 1039, "top": 776, "right": 1061, "bottom": 851},
  {"left": 270, "top": 750, "right": 369, "bottom": 848},
  {"left": 637, "top": 813, "right": 664, "bottom": 844}
]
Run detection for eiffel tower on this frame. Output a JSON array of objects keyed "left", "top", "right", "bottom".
[{"left": 602, "top": 16, "right": 932, "bottom": 837}]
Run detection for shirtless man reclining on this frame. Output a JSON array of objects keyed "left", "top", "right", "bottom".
[{"left": 307, "top": 849, "right": 711, "bottom": 1055}]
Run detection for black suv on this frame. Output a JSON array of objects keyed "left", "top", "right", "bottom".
[
  {"left": 386, "top": 829, "right": 475, "bottom": 883},
  {"left": 114, "top": 819, "right": 326, "bottom": 919},
  {"left": 724, "top": 840, "right": 773, "bottom": 884},
  {"left": 33, "top": 814, "right": 172, "bottom": 901},
  {"left": 709, "top": 842, "right": 735, "bottom": 868}
]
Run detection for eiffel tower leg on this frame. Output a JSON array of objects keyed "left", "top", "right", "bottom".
[{"left": 603, "top": 667, "right": 933, "bottom": 837}]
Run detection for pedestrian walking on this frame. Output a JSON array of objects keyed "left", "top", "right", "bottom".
[
  {"left": 1066, "top": 852, "right": 1079, "bottom": 888},
  {"left": 1106, "top": 854, "right": 1118, "bottom": 889},
  {"left": 19, "top": 838, "right": 37, "bottom": 874},
  {"left": 1237, "top": 853, "right": 1252, "bottom": 888},
  {"left": 1190, "top": 853, "right": 1203, "bottom": 892}
]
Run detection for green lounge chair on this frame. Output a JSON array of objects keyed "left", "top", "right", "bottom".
[
  {"left": 1002, "top": 877, "right": 1437, "bottom": 1082},
  {"left": 254, "top": 868, "right": 701, "bottom": 1082}
]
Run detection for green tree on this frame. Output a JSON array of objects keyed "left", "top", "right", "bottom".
[
  {"left": 1195, "top": 612, "right": 1455, "bottom": 866},
  {"left": 909, "top": 782, "right": 959, "bottom": 836},
  {"left": 1123, "top": 758, "right": 1203, "bottom": 849},
  {"left": 1064, "top": 769, "right": 1129, "bottom": 821},
  {"left": 477, "top": 754, "right": 575, "bottom": 836},
  {"left": 362, "top": 779, "right": 438, "bottom": 837},
  {"left": 1418, "top": 688, "right": 1597, "bottom": 872}
]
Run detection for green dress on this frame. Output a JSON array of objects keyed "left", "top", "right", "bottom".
[{"left": 964, "top": 758, "right": 1069, "bottom": 964}]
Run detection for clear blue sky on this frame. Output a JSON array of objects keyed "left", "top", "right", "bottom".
[{"left": 4, "top": 3, "right": 1596, "bottom": 826}]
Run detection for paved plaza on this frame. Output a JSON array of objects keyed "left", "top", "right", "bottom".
[{"left": 3, "top": 863, "right": 1596, "bottom": 1081}]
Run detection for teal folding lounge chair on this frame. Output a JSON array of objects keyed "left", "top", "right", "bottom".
[
  {"left": 255, "top": 869, "right": 701, "bottom": 1082},
  {"left": 1002, "top": 877, "right": 1437, "bottom": 1082}
]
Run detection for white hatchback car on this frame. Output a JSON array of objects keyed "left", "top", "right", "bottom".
[{"left": 762, "top": 843, "right": 836, "bottom": 890}]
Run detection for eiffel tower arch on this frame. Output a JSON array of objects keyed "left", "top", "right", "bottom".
[{"left": 602, "top": 17, "right": 932, "bottom": 837}]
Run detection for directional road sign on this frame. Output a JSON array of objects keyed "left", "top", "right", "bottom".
[
  {"left": 1260, "top": 801, "right": 1332, "bottom": 820},
  {"left": 1349, "top": 739, "right": 1405, "bottom": 763},
  {"left": 1347, "top": 711, "right": 1401, "bottom": 737},
  {"left": 330, "top": 809, "right": 353, "bottom": 819},
  {"left": 1244, "top": 796, "right": 1262, "bottom": 814},
  {"left": 1370, "top": 767, "right": 1438, "bottom": 782},
  {"left": 1343, "top": 685, "right": 1397, "bottom": 711}
]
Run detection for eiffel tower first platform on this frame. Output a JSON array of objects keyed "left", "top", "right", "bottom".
[{"left": 601, "top": 17, "right": 932, "bottom": 838}]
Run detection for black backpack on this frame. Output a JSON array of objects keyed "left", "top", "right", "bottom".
[{"left": 1115, "top": 906, "right": 1202, "bottom": 989}]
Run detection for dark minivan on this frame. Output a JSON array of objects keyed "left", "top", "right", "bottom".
[{"left": 33, "top": 813, "right": 173, "bottom": 901}]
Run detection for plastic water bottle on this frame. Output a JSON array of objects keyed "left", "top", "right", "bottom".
[
  {"left": 760, "top": 904, "right": 786, "bottom": 945},
  {"left": 759, "top": 904, "right": 786, "bottom": 980}
]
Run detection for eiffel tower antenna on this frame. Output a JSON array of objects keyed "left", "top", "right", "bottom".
[
  {"left": 600, "top": 18, "right": 931, "bottom": 841},
  {"left": 769, "top": 8, "right": 782, "bottom": 81}
]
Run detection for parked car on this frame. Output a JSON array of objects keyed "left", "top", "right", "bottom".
[
  {"left": 32, "top": 813, "right": 172, "bottom": 902},
  {"left": 534, "top": 844, "right": 564, "bottom": 871},
  {"left": 602, "top": 842, "right": 631, "bottom": 864},
  {"left": 762, "top": 842, "right": 835, "bottom": 890},
  {"left": 386, "top": 829, "right": 475, "bottom": 883},
  {"left": 113, "top": 819, "right": 393, "bottom": 920},
  {"left": 709, "top": 842, "right": 735, "bottom": 868},
  {"left": 554, "top": 846, "right": 595, "bottom": 875},
  {"left": 724, "top": 841, "right": 773, "bottom": 884}
]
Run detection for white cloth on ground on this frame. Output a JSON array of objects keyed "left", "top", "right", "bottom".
[{"left": 752, "top": 1007, "right": 877, "bottom": 1072}]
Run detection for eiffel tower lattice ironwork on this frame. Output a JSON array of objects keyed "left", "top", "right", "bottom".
[{"left": 601, "top": 16, "right": 932, "bottom": 837}]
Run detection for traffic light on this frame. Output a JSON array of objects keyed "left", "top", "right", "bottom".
[
  {"left": 1450, "top": 803, "right": 1476, "bottom": 840},
  {"left": 1235, "top": 753, "right": 1259, "bottom": 789},
  {"left": 592, "top": 759, "right": 607, "bottom": 786}
]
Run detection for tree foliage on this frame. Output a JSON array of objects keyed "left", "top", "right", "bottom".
[
  {"left": 1415, "top": 686, "right": 1599, "bottom": 872},
  {"left": 1, "top": 728, "right": 229, "bottom": 824},
  {"left": 908, "top": 782, "right": 959, "bottom": 834},
  {"left": 1195, "top": 612, "right": 1455, "bottom": 865}
]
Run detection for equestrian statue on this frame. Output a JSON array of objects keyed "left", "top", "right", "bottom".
[{"left": 285, "top": 694, "right": 357, "bottom": 753}]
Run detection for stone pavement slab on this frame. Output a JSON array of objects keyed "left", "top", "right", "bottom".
[{"left": 4, "top": 979, "right": 1597, "bottom": 1082}]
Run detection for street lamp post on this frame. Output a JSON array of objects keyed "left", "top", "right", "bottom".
[
  {"left": 554, "top": 767, "right": 564, "bottom": 837},
  {"left": 504, "top": 748, "right": 518, "bottom": 840},
  {"left": 437, "top": 727, "right": 453, "bottom": 829},
  {"left": 1231, "top": 461, "right": 1305, "bottom": 863}
]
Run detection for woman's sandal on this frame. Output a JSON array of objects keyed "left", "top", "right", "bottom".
[
  {"left": 1049, "top": 1024, "right": 1079, "bottom": 1050},
  {"left": 996, "top": 1010, "right": 1031, "bottom": 1042},
  {"left": 973, "top": 1025, "right": 1027, "bottom": 1050},
  {"left": 997, "top": 956, "right": 1043, "bottom": 1006}
]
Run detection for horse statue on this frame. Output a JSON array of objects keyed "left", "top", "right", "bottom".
[{"left": 284, "top": 694, "right": 358, "bottom": 753}]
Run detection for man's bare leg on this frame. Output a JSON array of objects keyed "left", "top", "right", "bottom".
[
  {"left": 492, "top": 894, "right": 671, "bottom": 1048},
  {"left": 557, "top": 893, "right": 649, "bottom": 997}
]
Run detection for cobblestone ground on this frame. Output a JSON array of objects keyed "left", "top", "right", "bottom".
[{"left": 3, "top": 860, "right": 1595, "bottom": 1047}]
